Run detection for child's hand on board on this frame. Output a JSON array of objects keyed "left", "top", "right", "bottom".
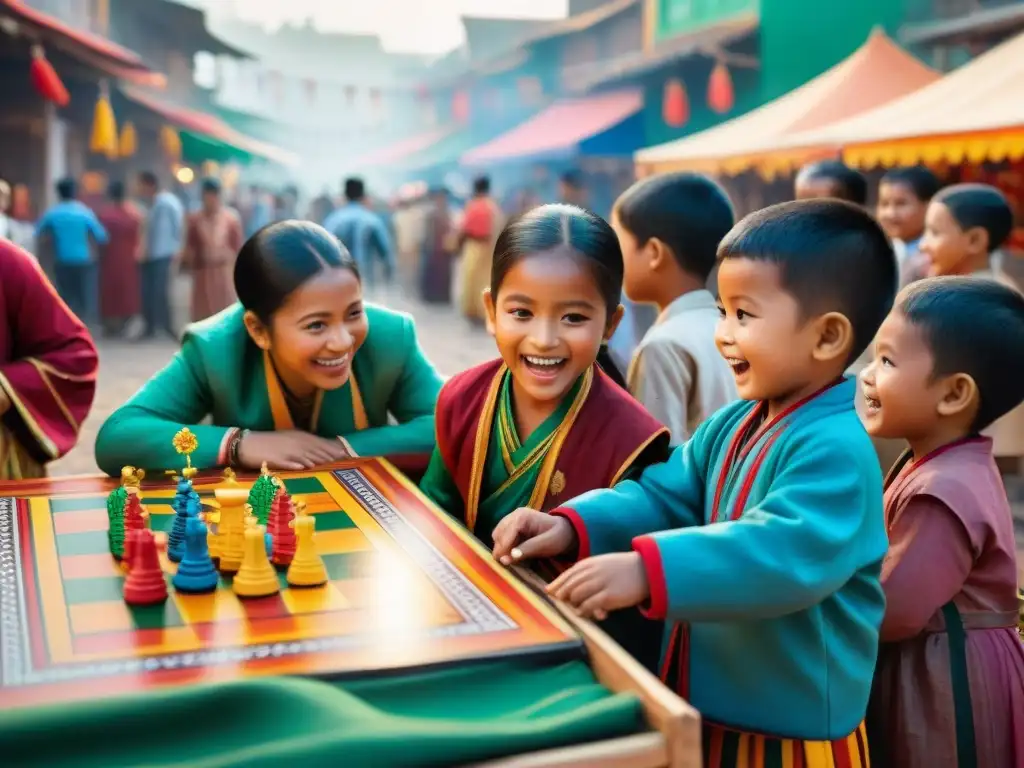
[
  {"left": 237, "top": 430, "right": 351, "bottom": 471},
  {"left": 547, "top": 553, "right": 650, "bottom": 621},
  {"left": 492, "top": 508, "right": 576, "bottom": 565}
]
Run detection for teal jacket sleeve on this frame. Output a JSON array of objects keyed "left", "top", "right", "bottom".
[
  {"left": 632, "top": 429, "right": 883, "bottom": 623},
  {"left": 552, "top": 434, "right": 707, "bottom": 558},
  {"left": 418, "top": 446, "right": 465, "bottom": 519},
  {"left": 345, "top": 317, "right": 443, "bottom": 457},
  {"left": 94, "top": 337, "right": 230, "bottom": 476}
]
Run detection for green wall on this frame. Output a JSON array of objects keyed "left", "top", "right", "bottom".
[
  {"left": 758, "top": 0, "right": 909, "bottom": 101},
  {"left": 655, "top": 0, "right": 759, "bottom": 42}
]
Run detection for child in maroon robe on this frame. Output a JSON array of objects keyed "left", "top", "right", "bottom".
[
  {"left": 859, "top": 276, "right": 1024, "bottom": 768},
  {"left": 0, "top": 240, "right": 98, "bottom": 478},
  {"left": 420, "top": 204, "right": 670, "bottom": 669}
]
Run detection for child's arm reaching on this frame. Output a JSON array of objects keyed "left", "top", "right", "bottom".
[
  {"left": 879, "top": 496, "right": 974, "bottom": 642},
  {"left": 551, "top": 436, "right": 708, "bottom": 558},
  {"left": 631, "top": 431, "right": 885, "bottom": 623},
  {"left": 491, "top": 438, "right": 706, "bottom": 567}
]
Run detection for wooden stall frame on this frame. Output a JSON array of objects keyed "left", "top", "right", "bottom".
[{"left": 471, "top": 568, "right": 702, "bottom": 768}]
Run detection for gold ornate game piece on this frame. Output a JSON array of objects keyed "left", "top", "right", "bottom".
[
  {"left": 549, "top": 470, "right": 566, "bottom": 496},
  {"left": 172, "top": 428, "right": 199, "bottom": 479},
  {"left": 121, "top": 466, "right": 145, "bottom": 488}
]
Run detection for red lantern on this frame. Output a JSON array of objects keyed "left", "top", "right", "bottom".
[
  {"left": 452, "top": 89, "right": 470, "bottom": 123},
  {"left": 29, "top": 45, "right": 69, "bottom": 107},
  {"left": 707, "top": 62, "right": 734, "bottom": 114},
  {"left": 662, "top": 78, "right": 689, "bottom": 128}
]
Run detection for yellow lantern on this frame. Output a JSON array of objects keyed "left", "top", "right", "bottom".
[
  {"left": 118, "top": 121, "right": 137, "bottom": 157},
  {"left": 90, "top": 82, "right": 118, "bottom": 158}
]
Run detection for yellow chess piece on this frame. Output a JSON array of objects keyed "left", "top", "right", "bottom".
[
  {"left": 286, "top": 510, "right": 327, "bottom": 588},
  {"left": 222, "top": 467, "right": 241, "bottom": 487},
  {"left": 233, "top": 524, "right": 280, "bottom": 599},
  {"left": 214, "top": 488, "right": 248, "bottom": 573},
  {"left": 121, "top": 466, "right": 145, "bottom": 488},
  {"left": 203, "top": 499, "right": 222, "bottom": 560}
]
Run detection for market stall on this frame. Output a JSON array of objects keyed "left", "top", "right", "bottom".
[{"left": 634, "top": 28, "right": 939, "bottom": 180}]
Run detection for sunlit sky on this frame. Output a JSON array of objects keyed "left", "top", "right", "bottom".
[{"left": 189, "top": 0, "right": 569, "bottom": 54}]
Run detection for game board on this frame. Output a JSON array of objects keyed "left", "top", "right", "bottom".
[{"left": 0, "top": 459, "right": 581, "bottom": 710}]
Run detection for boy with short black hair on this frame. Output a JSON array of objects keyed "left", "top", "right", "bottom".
[
  {"left": 795, "top": 159, "right": 869, "bottom": 206},
  {"left": 611, "top": 173, "right": 738, "bottom": 444},
  {"left": 493, "top": 199, "right": 898, "bottom": 763}
]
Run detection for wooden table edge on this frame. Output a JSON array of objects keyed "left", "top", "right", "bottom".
[{"left": 512, "top": 567, "right": 701, "bottom": 768}]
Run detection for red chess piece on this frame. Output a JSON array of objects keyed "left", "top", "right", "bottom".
[
  {"left": 268, "top": 488, "right": 297, "bottom": 568},
  {"left": 123, "top": 529, "right": 168, "bottom": 606},
  {"left": 124, "top": 492, "right": 146, "bottom": 531}
]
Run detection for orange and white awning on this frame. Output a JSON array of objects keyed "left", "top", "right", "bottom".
[{"left": 635, "top": 28, "right": 939, "bottom": 178}]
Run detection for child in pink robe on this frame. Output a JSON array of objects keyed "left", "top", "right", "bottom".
[{"left": 859, "top": 276, "right": 1024, "bottom": 768}]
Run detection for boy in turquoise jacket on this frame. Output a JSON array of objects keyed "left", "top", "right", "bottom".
[{"left": 493, "top": 199, "right": 897, "bottom": 765}]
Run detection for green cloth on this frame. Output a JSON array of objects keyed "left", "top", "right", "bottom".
[
  {"left": 94, "top": 303, "right": 444, "bottom": 476},
  {"left": 420, "top": 372, "right": 581, "bottom": 547},
  {"left": 0, "top": 660, "right": 643, "bottom": 767}
]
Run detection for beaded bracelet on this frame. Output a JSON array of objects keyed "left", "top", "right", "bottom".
[{"left": 228, "top": 428, "right": 250, "bottom": 467}]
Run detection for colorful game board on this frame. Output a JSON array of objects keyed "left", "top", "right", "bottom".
[{"left": 0, "top": 459, "right": 580, "bottom": 710}]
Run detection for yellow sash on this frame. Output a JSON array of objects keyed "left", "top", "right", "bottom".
[{"left": 262, "top": 351, "right": 368, "bottom": 432}]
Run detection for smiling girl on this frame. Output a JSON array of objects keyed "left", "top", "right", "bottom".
[
  {"left": 95, "top": 221, "right": 443, "bottom": 475},
  {"left": 420, "top": 204, "right": 670, "bottom": 666}
]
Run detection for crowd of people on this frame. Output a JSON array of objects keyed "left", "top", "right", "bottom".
[{"left": 0, "top": 155, "right": 1023, "bottom": 766}]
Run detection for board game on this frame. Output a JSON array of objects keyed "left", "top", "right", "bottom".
[{"left": 0, "top": 458, "right": 582, "bottom": 710}]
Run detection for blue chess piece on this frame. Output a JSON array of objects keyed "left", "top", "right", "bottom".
[
  {"left": 172, "top": 516, "right": 219, "bottom": 594},
  {"left": 264, "top": 532, "right": 273, "bottom": 558},
  {"left": 167, "top": 478, "right": 195, "bottom": 563}
]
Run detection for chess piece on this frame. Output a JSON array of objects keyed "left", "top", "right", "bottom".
[
  {"left": 122, "top": 490, "right": 147, "bottom": 566},
  {"left": 123, "top": 529, "right": 168, "bottom": 606},
  {"left": 172, "top": 427, "right": 199, "bottom": 479},
  {"left": 172, "top": 517, "right": 219, "bottom": 594},
  {"left": 121, "top": 465, "right": 145, "bottom": 488},
  {"left": 286, "top": 508, "right": 327, "bottom": 588},
  {"left": 167, "top": 476, "right": 195, "bottom": 563},
  {"left": 214, "top": 488, "right": 248, "bottom": 573},
  {"left": 247, "top": 464, "right": 277, "bottom": 526},
  {"left": 233, "top": 524, "right": 280, "bottom": 599},
  {"left": 107, "top": 486, "right": 127, "bottom": 560},
  {"left": 268, "top": 488, "right": 297, "bottom": 569}
]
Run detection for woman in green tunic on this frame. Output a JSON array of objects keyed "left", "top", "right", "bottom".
[{"left": 94, "top": 221, "right": 443, "bottom": 476}]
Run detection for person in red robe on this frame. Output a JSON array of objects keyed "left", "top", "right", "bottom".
[
  {"left": 97, "top": 180, "right": 143, "bottom": 337},
  {"left": 0, "top": 239, "right": 99, "bottom": 478}
]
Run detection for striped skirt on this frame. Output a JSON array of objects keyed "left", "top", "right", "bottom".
[{"left": 703, "top": 721, "right": 870, "bottom": 767}]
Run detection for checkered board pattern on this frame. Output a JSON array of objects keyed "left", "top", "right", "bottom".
[{"left": 0, "top": 460, "right": 580, "bottom": 710}]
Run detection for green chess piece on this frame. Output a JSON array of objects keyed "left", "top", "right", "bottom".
[
  {"left": 247, "top": 472, "right": 276, "bottom": 527},
  {"left": 106, "top": 486, "right": 128, "bottom": 560}
]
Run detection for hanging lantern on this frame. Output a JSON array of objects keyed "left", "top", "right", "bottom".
[
  {"left": 29, "top": 45, "right": 69, "bottom": 107},
  {"left": 452, "top": 89, "right": 470, "bottom": 124},
  {"left": 160, "top": 125, "right": 181, "bottom": 160},
  {"left": 89, "top": 82, "right": 118, "bottom": 159},
  {"left": 707, "top": 62, "right": 735, "bottom": 114},
  {"left": 118, "top": 121, "right": 137, "bottom": 157},
  {"left": 662, "top": 78, "right": 689, "bottom": 128}
]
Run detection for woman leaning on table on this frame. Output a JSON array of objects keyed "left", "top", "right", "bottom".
[{"left": 94, "top": 220, "right": 444, "bottom": 477}]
